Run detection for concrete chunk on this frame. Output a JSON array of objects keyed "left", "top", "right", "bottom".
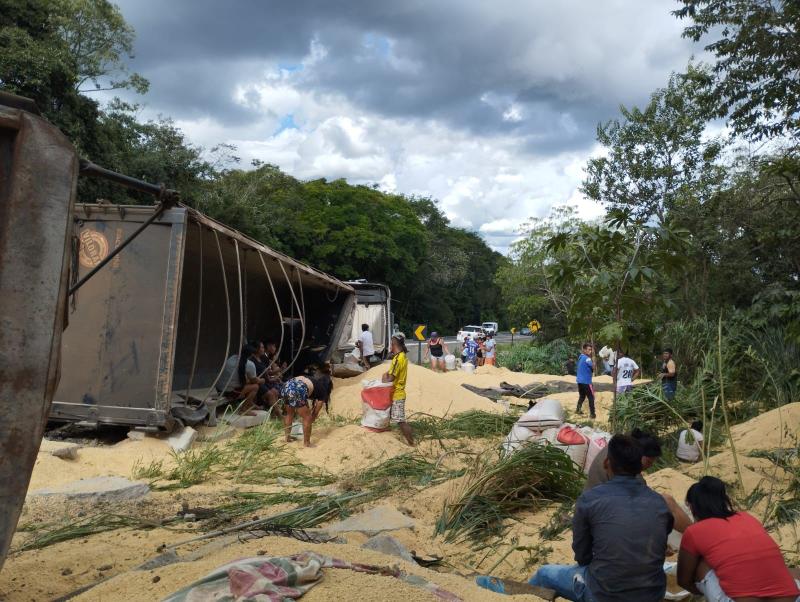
[
  {"left": 167, "top": 426, "right": 197, "bottom": 452},
  {"left": 223, "top": 410, "right": 269, "bottom": 429},
  {"left": 29, "top": 476, "right": 149, "bottom": 502},
  {"left": 361, "top": 534, "right": 415, "bottom": 562},
  {"left": 126, "top": 430, "right": 146, "bottom": 441},
  {"left": 39, "top": 439, "right": 81, "bottom": 460},
  {"left": 326, "top": 505, "right": 415, "bottom": 535}
]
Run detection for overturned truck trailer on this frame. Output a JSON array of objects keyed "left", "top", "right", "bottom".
[{"left": 51, "top": 203, "right": 355, "bottom": 430}]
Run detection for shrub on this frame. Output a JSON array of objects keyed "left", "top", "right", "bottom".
[{"left": 497, "top": 338, "right": 573, "bottom": 375}]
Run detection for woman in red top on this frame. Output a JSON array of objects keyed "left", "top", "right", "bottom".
[{"left": 677, "top": 476, "right": 800, "bottom": 602}]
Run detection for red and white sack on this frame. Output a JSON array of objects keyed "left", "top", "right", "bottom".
[
  {"left": 360, "top": 380, "right": 394, "bottom": 431},
  {"left": 361, "top": 405, "right": 391, "bottom": 431},
  {"left": 535, "top": 424, "right": 589, "bottom": 470},
  {"left": 584, "top": 430, "right": 612, "bottom": 475}
]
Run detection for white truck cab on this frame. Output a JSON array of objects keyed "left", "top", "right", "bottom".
[
  {"left": 457, "top": 325, "right": 485, "bottom": 341},
  {"left": 482, "top": 321, "right": 499, "bottom": 335}
]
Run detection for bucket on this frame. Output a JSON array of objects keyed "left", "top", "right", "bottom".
[
  {"left": 461, "top": 362, "right": 475, "bottom": 374},
  {"left": 444, "top": 354, "right": 456, "bottom": 370}
]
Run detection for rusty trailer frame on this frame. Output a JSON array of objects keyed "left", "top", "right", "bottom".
[{"left": 51, "top": 203, "right": 355, "bottom": 430}]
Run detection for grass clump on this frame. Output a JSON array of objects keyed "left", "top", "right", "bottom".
[
  {"left": 609, "top": 384, "right": 699, "bottom": 436},
  {"left": 344, "top": 453, "right": 463, "bottom": 493},
  {"left": 436, "top": 443, "right": 584, "bottom": 546},
  {"left": 409, "top": 410, "right": 519, "bottom": 442},
  {"left": 165, "top": 446, "right": 225, "bottom": 487},
  {"left": 131, "top": 458, "right": 165, "bottom": 482},
  {"left": 18, "top": 513, "right": 170, "bottom": 552},
  {"left": 496, "top": 338, "right": 572, "bottom": 375}
]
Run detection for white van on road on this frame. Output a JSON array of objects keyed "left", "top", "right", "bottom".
[
  {"left": 457, "top": 325, "right": 485, "bottom": 341},
  {"left": 482, "top": 321, "right": 499, "bottom": 335}
]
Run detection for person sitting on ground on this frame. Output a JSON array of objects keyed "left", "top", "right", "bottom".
[
  {"left": 356, "top": 323, "right": 375, "bottom": 369},
  {"left": 677, "top": 476, "right": 800, "bottom": 602},
  {"left": 424, "top": 331, "right": 449, "bottom": 372},
  {"left": 484, "top": 332, "right": 497, "bottom": 366},
  {"left": 216, "top": 343, "right": 264, "bottom": 412},
  {"left": 676, "top": 420, "right": 704, "bottom": 463},
  {"left": 280, "top": 369, "right": 333, "bottom": 447},
  {"left": 252, "top": 340, "right": 282, "bottom": 412},
  {"left": 612, "top": 349, "right": 640, "bottom": 395},
  {"left": 565, "top": 355, "right": 577, "bottom": 376},
  {"left": 477, "top": 434, "right": 674, "bottom": 600},
  {"left": 382, "top": 334, "right": 414, "bottom": 446},
  {"left": 585, "top": 428, "right": 692, "bottom": 533}
]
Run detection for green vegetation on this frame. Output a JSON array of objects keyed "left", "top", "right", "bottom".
[
  {"left": 128, "top": 420, "right": 334, "bottom": 490},
  {"left": 436, "top": 443, "right": 584, "bottom": 546},
  {"left": 342, "top": 453, "right": 463, "bottom": 494},
  {"left": 409, "top": 410, "right": 520, "bottom": 442},
  {"left": 496, "top": 339, "right": 572, "bottom": 375}
]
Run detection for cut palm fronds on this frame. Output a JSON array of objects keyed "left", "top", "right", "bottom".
[
  {"left": 18, "top": 513, "right": 175, "bottom": 551},
  {"left": 409, "top": 410, "right": 519, "bottom": 441},
  {"left": 165, "top": 491, "right": 372, "bottom": 551},
  {"left": 609, "top": 384, "right": 698, "bottom": 435},
  {"left": 436, "top": 443, "right": 583, "bottom": 546},
  {"left": 344, "top": 453, "right": 464, "bottom": 494}
]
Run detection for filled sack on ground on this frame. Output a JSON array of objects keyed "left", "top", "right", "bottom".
[
  {"left": 583, "top": 430, "right": 612, "bottom": 475},
  {"left": 501, "top": 424, "right": 538, "bottom": 455},
  {"left": 515, "top": 398, "right": 564, "bottom": 430},
  {"left": 534, "top": 425, "right": 589, "bottom": 470},
  {"left": 360, "top": 379, "right": 394, "bottom": 431}
]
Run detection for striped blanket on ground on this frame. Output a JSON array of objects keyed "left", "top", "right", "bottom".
[{"left": 162, "top": 551, "right": 461, "bottom": 602}]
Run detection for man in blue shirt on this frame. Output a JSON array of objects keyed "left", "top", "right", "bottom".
[
  {"left": 576, "top": 343, "right": 596, "bottom": 419},
  {"left": 462, "top": 336, "right": 478, "bottom": 365}
]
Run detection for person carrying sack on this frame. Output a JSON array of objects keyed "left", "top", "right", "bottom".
[{"left": 382, "top": 334, "right": 414, "bottom": 446}]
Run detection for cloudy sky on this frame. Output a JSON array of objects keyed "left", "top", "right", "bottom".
[{"left": 112, "top": 0, "right": 699, "bottom": 252}]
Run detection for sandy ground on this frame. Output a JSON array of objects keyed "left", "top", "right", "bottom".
[{"left": 2, "top": 370, "right": 798, "bottom": 601}]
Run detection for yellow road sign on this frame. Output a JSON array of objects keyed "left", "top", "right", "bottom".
[
  {"left": 414, "top": 324, "right": 427, "bottom": 341},
  {"left": 510, "top": 327, "right": 517, "bottom": 334}
]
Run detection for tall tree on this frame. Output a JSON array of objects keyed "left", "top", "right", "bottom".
[
  {"left": 56, "top": 0, "right": 148, "bottom": 94},
  {"left": 675, "top": 0, "right": 800, "bottom": 141},
  {"left": 582, "top": 69, "right": 724, "bottom": 223},
  {"left": 495, "top": 206, "right": 581, "bottom": 336}
]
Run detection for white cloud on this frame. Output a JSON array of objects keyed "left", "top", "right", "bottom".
[{"left": 114, "top": 0, "right": 699, "bottom": 255}]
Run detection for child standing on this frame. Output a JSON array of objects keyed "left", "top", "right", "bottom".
[{"left": 382, "top": 335, "right": 414, "bottom": 446}]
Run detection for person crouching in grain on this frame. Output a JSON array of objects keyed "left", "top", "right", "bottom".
[
  {"left": 382, "top": 334, "right": 414, "bottom": 446},
  {"left": 280, "top": 369, "right": 333, "bottom": 448}
]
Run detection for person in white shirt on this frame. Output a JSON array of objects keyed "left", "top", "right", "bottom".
[
  {"left": 677, "top": 420, "right": 704, "bottom": 463},
  {"left": 612, "top": 350, "right": 640, "bottom": 394},
  {"left": 598, "top": 345, "right": 617, "bottom": 375},
  {"left": 357, "top": 323, "right": 376, "bottom": 368}
]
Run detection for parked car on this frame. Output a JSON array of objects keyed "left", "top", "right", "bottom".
[
  {"left": 457, "top": 325, "right": 485, "bottom": 341},
  {"left": 519, "top": 327, "right": 532, "bottom": 336},
  {"left": 482, "top": 321, "right": 499, "bottom": 335}
]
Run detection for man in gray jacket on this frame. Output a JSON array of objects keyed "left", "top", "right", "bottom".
[{"left": 530, "top": 434, "right": 673, "bottom": 601}]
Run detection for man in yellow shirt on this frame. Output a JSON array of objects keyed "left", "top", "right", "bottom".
[{"left": 382, "top": 334, "right": 414, "bottom": 446}]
